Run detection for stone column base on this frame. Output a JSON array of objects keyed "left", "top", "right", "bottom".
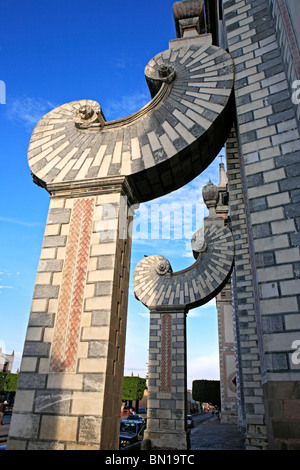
[
  {"left": 221, "top": 409, "right": 238, "bottom": 425},
  {"left": 263, "top": 380, "right": 300, "bottom": 450},
  {"left": 144, "top": 429, "right": 189, "bottom": 450}
]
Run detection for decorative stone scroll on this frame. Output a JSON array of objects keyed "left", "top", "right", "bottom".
[
  {"left": 134, "top": 223, "right": 234, "bottom": 311},
  {"left": 133, "top": 219, "right": 234, "bottom": 450},
  {"left": 27, "top": 43, "right": 234, "bottom": 203}
]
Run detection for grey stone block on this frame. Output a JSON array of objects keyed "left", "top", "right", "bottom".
[
  {"left": 83, "top": 373, "right": 105, "bottom": 392},
  {"left": 89, "top": 341, "right": 109, "bottom": 358},
  {"left": 34, "top": 391, "right": 72, "bottom": 414},
  {"left": 38, "top": 259, "right": 63, "bottom": 272},
  {"left": 97, "top": 255, "right": 114, "bottom": 270},
  {"left": 262, "top": 315, "right": 284, "bottom": 333},
  {"left": 249, "top": 197, "right": 267, "bottom": 212},
  {"left": 280, "top": 175, "right": 300, "bottom": 192},
  {"left": 47, "top": 208, "right": 71, "bottom": 225},
  {"left": 34, "top": 285, "right": 59, "bottom": 299},
  {"left": 79, "top": 416, "right": 101, "bottom": 444},
  {"left": 43, "top": 236, "right": 67, "bottom": 248},
  {"left": 8, "top": 414, "right": 40, "bottom": 440},
  {"left": 95, "top": 281, "right": 113, "bottom": 297},
  {"left": 252, "top": 223, "right": 271, "bottom": 239},
  {"left": 284, "top": 203, "right": 300, "bottom": 219},
  {"left": 28, "top": 313, "right": 55, "bottom": 327},
  {"left": 266, "top": 353, "right": 288, "bottom": 371},
  {"left": 17, "top": 372, "right": 47, "bottom": 389},
  {"left": 91, "top": 310, "right": 110, "bottom": 327},
  {"left": 28, "top": 441, "right": 65, "bottom": 450},
  {"left": 23, "top": 341, "right": 50, "bottom": 358}
]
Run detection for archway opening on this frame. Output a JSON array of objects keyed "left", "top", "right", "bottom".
[{"left": 124, "top": 153, "right": 226, "bottom": 413}]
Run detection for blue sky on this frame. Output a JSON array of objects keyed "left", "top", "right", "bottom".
[{"left": 0, "top": 0, "right": 223, "bottom": 388}]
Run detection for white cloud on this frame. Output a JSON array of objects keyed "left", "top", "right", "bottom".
[
  {"left": 138, "top": 312, "right": 150, "bottom": 319},
  {"left": 188, "top": 310, "right": 204, "bottom": 318},
  {"left": 0, "top": 269, "right": 21, "bottom": 292},
  {"left": 0, "top": 269, "right": 20, "bottom": 277},
  {"left": 0, "top": 285, "right": 13, "bottom": 294},
  {"left": 201, "top": 298, "right": 216, "bottom": 309},
  {"left": 0, "top": 216, "right": 42, "bottom": 227},
  {"left": 187, "top": 353, "right": 220, "bottom": 389},
  {"left": 104, "top": 90, "right": 150, "bottom": 121},
  {"left": 187, "top": 300, "right": 217, "bottom": 318},
  {"left": 6, "top": 95, "right": 57, "bottom": 130}
]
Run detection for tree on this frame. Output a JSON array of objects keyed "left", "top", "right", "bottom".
[
  {"left": 192, "top": 379, "right": 221, "bottom": 409},
  {"left": 122, "top": 376, "right": 146, "bottom": 411},
  {"left": 0, "top": 372, "right": 18, "bottom": 393},
  {"left": 0, "top": 372, "right": 18, "bottom": 402}
]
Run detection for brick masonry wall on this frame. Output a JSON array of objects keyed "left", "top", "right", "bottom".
[
  {"left": 145, "top": 309, "right": 188, "bottom": 450},
  {"left": 268, "top": 0, "right": 300, "bottom": 123},
  {"left": 223, "top": 0, "right": 300, "bottom": 449},
  {"left": 7, "top": 190, "right": 132, "bottom": 450},
  {"left": 226, "top": 125, "right": 268, "bottom": 448}
]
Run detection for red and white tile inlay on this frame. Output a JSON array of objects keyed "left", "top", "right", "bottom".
[
  {"left": 50, "top": 198, "right": 94, "bottom": 372},
  {"left": 161, "top": 314, "right": 172, "bottom": 392}
]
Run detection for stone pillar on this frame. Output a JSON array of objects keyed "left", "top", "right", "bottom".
[
  {"left": 7, "top": 179, "right": 134, "bottom": 450},
  {"left": 214, "top": 161, "right": 238, "bottom": 424},
  {"left": 225, "top": 124, "right": 268, "bottom": 447},
  {"left": 222, "top": 0, "right": 300, "bottom": 449},
  {"left": 145, "top": 308, "right": 188, "bottom": 450},
  {"left": 134, "top": 191, "right": 235, "bottom": 450},
  {"left": 216, "top": 283, "right": 238, "bottom": 424}
]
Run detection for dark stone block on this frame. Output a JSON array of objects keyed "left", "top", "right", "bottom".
[
  {"left": 34, "top": 391, "right": 72, "bottom": 414},
  {"left": 34, "top": 285, "right": 59, "bottom": 299},
  {"left": 17, "top": 372, "right": 47, "bottom": 389},
  {"left": 47, "top": 208, "right": 71, "bottom": 225},
  {"left": 95, "top": 281, "right": 113, "bottom": 296},
  {"left": 23, "top": 341, "right": 50, "bottom": 358},
  {"left": 28, "top": 313, "right": 55, "bottom": 328}
]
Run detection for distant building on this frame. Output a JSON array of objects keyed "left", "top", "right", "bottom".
[
  {"left": 187, "top": 389, "right": 200, "bottom": 414},
  {"left": 0, "top": 348, "right": 14, "bottom": 373}
]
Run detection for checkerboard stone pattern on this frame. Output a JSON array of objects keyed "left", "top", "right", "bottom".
[
  {"left": 7, "top": 189, "right": 133, "bottom": 450},
  {"left": 134, "top": 222, "right": 234, "bottom": 449},
  {"left": 26, "top": 42, "right": 234, "bottom": 204}
]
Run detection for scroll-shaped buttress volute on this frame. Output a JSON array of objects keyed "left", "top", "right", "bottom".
[
  {"left": 133, "top": 224, "right": 234, "bottom": 311},
  {"left": 27, "top": 39, "right": 234, "bottom": 203}
]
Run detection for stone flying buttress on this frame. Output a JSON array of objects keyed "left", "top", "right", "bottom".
[
  {"left": 133, "top": 223, "right": 234, "bottom": 312},
  {"left": 27, "top": 41, "right": 234, "bottom": 203}
]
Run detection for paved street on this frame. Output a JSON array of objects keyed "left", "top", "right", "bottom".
[
  {"left": 0, "top": 413, "right": 11, "bottom": 449},
  {"left": 0, "top": 412, "right": 245, "bottom": 450},
  {"left": 190, "top": 413, "right": 245, "bottom": 450}
]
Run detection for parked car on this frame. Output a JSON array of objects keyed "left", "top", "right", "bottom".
[
  {"left": 119, "top": 420, "right": 146, "bottom": 448},
  {"left": 138, "top": 408, "right": 147, "bottom": 414},
  {"left": 187, "top": 414, "right": 194, "bottom": 428},
  {"left": 123, "top": 414, "right": 145, "bottom": 423}
]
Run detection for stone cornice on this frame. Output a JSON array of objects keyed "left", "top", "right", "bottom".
[{"left": 47, "top": 175, "right": 137, "bottom": 205}]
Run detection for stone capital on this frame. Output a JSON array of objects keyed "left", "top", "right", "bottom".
[{"left": 47, "top": 175, "right": 138, "bottom": 206}]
